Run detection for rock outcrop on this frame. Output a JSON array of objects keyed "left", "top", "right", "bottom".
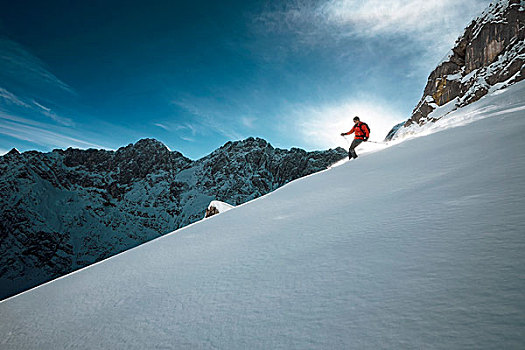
[
  {"left": 205, "top": 206, "right": 220, "bottom": 218},
  {"left": 0, "top": 138, "right": 346, "bottom": 300},
  {"left": 386, "top": 0, "right": 525, "bottom": 140},
  {"left": 204, "top": 200, "right": 234, "bottom": 218}
]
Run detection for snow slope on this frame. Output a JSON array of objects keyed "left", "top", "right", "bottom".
[{"left": 1, "top": 83, "right": 525, "bottom": 349}]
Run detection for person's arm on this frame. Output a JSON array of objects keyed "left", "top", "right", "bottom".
[{"left": 341, "top": 126, "right": 356, "bottom": 136}]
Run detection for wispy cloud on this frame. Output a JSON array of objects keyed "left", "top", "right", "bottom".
[
  {"left": 0, "top": 88, "right": 30, "bottom": 108},
  {"left": 256, "top": 0, "right": 490, "bottom": 63},
  {"left": 154, "top": 122, "right": 171, "bottom": 131},
  {"left": 241, "top": 116, "right": 257, "bottom": 129},
  {"left": 179, "top": 135, "right": 195, "bottom": 142},
  {"left": 32, "top": 100, "right": 51, "bottom": 112},
  {"left": 172, "top": 98, "right": 245, "bottom": 140},
  {"left": 0, "top": 38, "right": 75, "bottom": 95},
  {"left": 1, "top": 86, "right": 75, "bottom": 127},
  {"left": 0, "top": 39, "right": 113, "bottom": 151},
  {"left": 0, "top": 37, "right": 82, "bottom": 151},
  {"left": 32, "top": 100, "right": 75, "bottom": 126},
  {"left": 155, "top": 121, "right": 199, "bottom": 142},
  {"left": 320, "top": 0, "right": 486, "bottom": 38},
  {"left": 183, "top": 122, "right": 198, "bottom": 136},
  {"left": 0, "top": 111, "right": 106, "bottom": 150},
  {"left": 0, "top": 121, "right": 104, "bottom": 149}
]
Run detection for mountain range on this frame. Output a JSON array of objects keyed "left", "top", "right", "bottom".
[{"left": 0, "top": 138, "right": 346, "bottom": 300}]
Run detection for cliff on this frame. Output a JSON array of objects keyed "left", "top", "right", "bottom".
[{"left": 386, "top": 0, "right": 525, "bottom": 140}]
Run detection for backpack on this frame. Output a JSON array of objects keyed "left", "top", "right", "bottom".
[{"left": 359, "top": 122, "right": 370, "bottom": 136}]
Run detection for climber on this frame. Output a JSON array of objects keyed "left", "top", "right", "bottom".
[{"left": 340, "top": 116, "right": 370, "bottom": 160}]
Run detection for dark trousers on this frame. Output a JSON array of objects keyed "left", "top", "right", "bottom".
[{"left": 349, "top": 139, "right": 363, "bottom": 159}]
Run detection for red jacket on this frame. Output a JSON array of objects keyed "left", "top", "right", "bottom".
[{"left": 344, "top": 122, "right": 369, "bottom": 140}]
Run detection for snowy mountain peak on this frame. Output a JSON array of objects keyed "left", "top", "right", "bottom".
[
  {"left": 125, "top": 138, "right": 171, "bottom": 152},
  {"left": 6, "top": 148, "right": 20, "bottom": 156},
  {"left": 215, "top": 137, "right": 273, "bottom": 155},
  {"left": 116, "top": 138, "right": 182, "bottom": 161}
]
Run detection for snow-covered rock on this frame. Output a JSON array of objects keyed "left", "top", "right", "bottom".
[
  {"left": 204, "top": 200, "right": 235, "bottom": 218},
  {"left": 386, "top": 0, "right": 525, "bottom": 140},
  {"left": 0, "top": 138, "right": 346, "bottom": 300}
]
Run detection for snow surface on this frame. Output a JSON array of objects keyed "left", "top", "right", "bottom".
[{"left": 1, "top": 84, "right": 525, "bottom": 349}]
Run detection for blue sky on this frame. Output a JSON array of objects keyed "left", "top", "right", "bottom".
[{"left": 0, "top": 0, "right": 491, "bottom": 159}]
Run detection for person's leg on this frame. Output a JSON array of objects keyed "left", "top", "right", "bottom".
[{"left": 349, "top": 139, "right": 363, "bottom": 159}]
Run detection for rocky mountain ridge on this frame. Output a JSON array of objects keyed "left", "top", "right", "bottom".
[
  {"left": 386, "top": 0, "right": 525, "bottom": 140},
  {"left": 0, "top": 138, "right": 346, "bottom": 300}
]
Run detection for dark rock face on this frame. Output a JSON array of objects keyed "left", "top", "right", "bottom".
[
  {"left": 195, "top": 137, "right": 347, "bottom": 205},
  {"left": 0, "top": 138, "right": 346, "bottom": 300},
  {"left": 386, "top": 0, "right": 525, "bottom": 140}
]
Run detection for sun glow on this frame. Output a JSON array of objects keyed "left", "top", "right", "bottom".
[{"left": 295, "top": 99, "right": 406, "bottom": 150}]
